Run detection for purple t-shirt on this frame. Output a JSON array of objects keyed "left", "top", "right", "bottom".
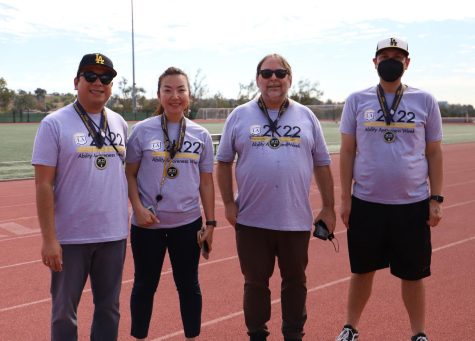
[
  {"left": 32, "top": 103, "right": 129, "bottom": 244},
  {"left": 340, "top": 85, "right": 443, "bottom": 204},
  {"left": 126, "top": 116, "right": 214, "bottom": 228},
  {"left": 217, "top": 99, "right": 331, "bottom": 231}
]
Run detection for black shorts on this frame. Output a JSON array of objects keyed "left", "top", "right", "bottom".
[{"left": 347, "top": 196, "right": 432, "bottom": 280}]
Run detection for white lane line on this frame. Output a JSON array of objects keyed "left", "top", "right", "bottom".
[
  {"left": 0, "top": 260, "right": 41, "bottom": 270},
  {"left": 150, "top": 234, "right": 475, "bottom": 340},
  {"left": 0, "top": 222, "right": 40, "bottom": 235},
  {"left": 2, "top": 233, "right": 473, "bottom": 341},
  {"left": 0, "top": 254, "right": 239, "bottom": 313}
]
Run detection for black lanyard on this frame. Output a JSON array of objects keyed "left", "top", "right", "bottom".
[
  {"left": 376, "top": 84, "right": 404, "bottom": 126},
  {"left": 257, "top": 96, "right": 290, "bottom": 136},
  {"left": 73, "top": 100, "right": 107, "bottom": 148},
  {"left": 73, "top": 101, "right": 124, "bottom": 163},
  {"left": 160, "top": 113, "right": 186, "bottom": 159}
]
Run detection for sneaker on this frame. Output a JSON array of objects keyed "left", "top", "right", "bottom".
[
  {"left": 411, "top": 332, "right": 429, "bottom": 341},
  {"left": 336, "top": 324, "right": 359, "bottom": 341}
]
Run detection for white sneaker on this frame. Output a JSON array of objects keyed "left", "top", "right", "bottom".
[
  {"left": 336, "top": 325, "right": 359, "bottom": 341},
  {"left": 411, "top": 333, "right": 429, "bottom": 341}
]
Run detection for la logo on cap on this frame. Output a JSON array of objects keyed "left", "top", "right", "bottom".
[
  {"left": 95, "top": 54, "right": 106, "bottom": 65},
  {"left": 390, "top": 38, "right": 398, "bottom": 47}
]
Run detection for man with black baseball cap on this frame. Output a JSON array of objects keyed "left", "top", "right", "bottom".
[
  {"left": 335, "top": 37, "right": 443, "bottom": 341},
  {"left": 77, "top": 52, "right": 117, "bottom": 77},
  {"left": 32, "top": 52, "right": 128, "bottom": 340}
]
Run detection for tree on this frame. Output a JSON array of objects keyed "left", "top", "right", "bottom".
[
  {"left": 190, "top": 69, "right": 208, "bottom": 117},
  {"left": 117, "top": 77, "right": 145, "bottom": 114},
  {"left": 140, "top": 98, "right": 159, "bottom": 115},
  {"left": 34, "top": 88, "right": 47, "bottom": 112},
  {"left": 0, "top": 78, "right": 15, "bottom": 112},
  {"left": 439, "top": 103, "right": 475, "bottom": 118},
  {"left": 290, "top": 79, "right": 323, "bottom": 105},
  {"left": 12, "top": 90, "right": 36, "bottom": 122},
  {"left": 237, "top": 80, "right": 258, "bottom": 105}
]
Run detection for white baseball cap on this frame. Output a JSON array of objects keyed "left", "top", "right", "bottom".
[{"left": 375, "top": 37, "right": 409, "bottom": 56}]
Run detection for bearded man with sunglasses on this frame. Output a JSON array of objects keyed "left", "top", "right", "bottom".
[
  {"left": 32, "top": 53, "right": 128, "bottom": 341},
  {"left": 217, "top": 53, "right": 336, "bottom": 341},
  {"left": 335, "top": 38, "right": 443, "bottom": 341}
]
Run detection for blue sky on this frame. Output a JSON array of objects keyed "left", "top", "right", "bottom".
[{"left": 1, "top": 0, "right": 474, "bottom": 106}]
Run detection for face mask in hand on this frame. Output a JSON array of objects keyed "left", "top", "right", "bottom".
[{"left": 377, "top": 58, "right": 404, "bottom": 82}]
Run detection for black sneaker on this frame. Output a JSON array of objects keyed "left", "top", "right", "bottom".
[
  {"left": 249, "top": 332, "right": 268, "bottom": 341},
  {"left": 336, "top": 325, "right": 359, "bottom": 341},
  {"left": 411, "top": 332, "right": 429, "bottom": 341}
]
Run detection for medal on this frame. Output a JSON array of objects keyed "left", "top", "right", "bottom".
[
  {"left": 383, "top": 131, "right": 396, "bottom": 143},
  {"left": 269, "top": 137, "right": 281, "bottom": 149},
  {"left": 166, "top": 165, "right": 179, "bottom": 179},
  {"left": 95, "top": 155, "right": 107, "bottom": 169}
]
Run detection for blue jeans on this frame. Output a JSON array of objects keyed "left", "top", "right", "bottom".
[
  {"left": 51, "top": 239, "right": 127, "bottom": 341},
  {"left": 130, "top": 218, "right": 202, "bottom": 339}
]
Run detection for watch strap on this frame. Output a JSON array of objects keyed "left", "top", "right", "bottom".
[{"left": 429, "top": 195, "right": 444, "bottom": 203}]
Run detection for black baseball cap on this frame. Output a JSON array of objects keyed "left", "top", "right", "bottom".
[{"left": 77, "top": 53, "right": 117, "bottom": 77}]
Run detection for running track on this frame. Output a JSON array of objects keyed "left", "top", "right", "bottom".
[{"left": 0, "top": 143, "right": 474, "bottom": 340}]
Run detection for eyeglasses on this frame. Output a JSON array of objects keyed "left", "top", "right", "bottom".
[
  {"left": 80, "top": 71, "right": 114, "bottom": 85},
  {"left": 259, "top": 69, "right": 289, "bottom": 79}
]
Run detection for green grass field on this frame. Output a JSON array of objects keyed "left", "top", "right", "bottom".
[{"left": 0, "top": 121, "right": 473, "bottom": 181}]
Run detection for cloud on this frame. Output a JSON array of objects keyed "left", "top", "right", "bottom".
[{"left": 2, "top": 0, "right": 473, "bottom": 48}]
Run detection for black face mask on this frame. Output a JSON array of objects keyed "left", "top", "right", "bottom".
[{"left": 377, "top": 59, "right": 404, "bottom": 82}]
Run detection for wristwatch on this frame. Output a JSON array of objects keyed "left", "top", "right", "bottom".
[
  {"left": 205, "top": 220, "right": 217, "bottom": 227},
  {"left": 429, "top": 195, "right": 444, "bottom": 203}
]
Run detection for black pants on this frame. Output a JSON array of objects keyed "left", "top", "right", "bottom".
[{"left": 130, "top": 218, "right": 202, "bottom": 338}]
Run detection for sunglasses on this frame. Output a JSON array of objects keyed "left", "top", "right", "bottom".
[
  {"left": 80, "top": 71, "right": 114, "bottom": 85},
  {"left": 259, "top": 69, "right": 289, "bottom": 79}
]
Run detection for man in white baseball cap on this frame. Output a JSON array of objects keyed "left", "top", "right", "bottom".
[
  {"left": 375, "top": 37, "right": 409, "bottom": 56},
  {"left": 335, "top": 37, "right": 443, "bottom": 341}
]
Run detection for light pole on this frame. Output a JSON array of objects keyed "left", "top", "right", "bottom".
[{"left": 131, "top": 0, "right": 137, "bottom": 120}]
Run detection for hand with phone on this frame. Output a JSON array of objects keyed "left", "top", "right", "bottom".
[
  {"left": 313, "top": 219, "right": 339, "bottom": 252},
  {"left": 197, "top": 227, "right": 213, "bottom": 260},
  {"left": 313, "top": 219, "right": 334, "bottom": 241}
]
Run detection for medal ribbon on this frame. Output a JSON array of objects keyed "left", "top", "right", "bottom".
[
  {"left": 161, "top": 113, "right": 186, "bottom": 159},
  {"left": 154, "top": 114, "right": 187, "bottom": 203},
  {"left": 376, "top": 84, "right": 404, "bottom": 126},
  {"left": 73, "top": 101, "right": 125, "bottom": 163},
  {"left": 155, "top": 158, "right": 173, "bottom": 203},
  {"left": 257, "top": 96, "right": 290, "bottom": 137},
  {"left": 73, "top": 100, "right": 108, "bottom": 148}
]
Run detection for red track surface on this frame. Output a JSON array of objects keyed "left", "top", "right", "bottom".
[{"left": 1, "top": 143, "right": 474, "bottom": 340}]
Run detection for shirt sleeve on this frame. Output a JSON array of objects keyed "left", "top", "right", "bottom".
[
  {"left": 31, "top": 118, "right": 59, "bottom": 167},
  {"left": 199, "top": 131, "right": 215, "bottom": 173},
  {"left": 339, "top": 94, "right": 357, "bottom": 136},
  {"left": 125, "top": 123, "right": 143, "bottom": 163},
  {"left": 311, "top": 114, "right": 331, "bottom": 167},
  {"left": 424, "top": 94, "right": 443, "bottom": 142},
  {"left": 216, "top": 110, "right": 238, "bottom": 162}
]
